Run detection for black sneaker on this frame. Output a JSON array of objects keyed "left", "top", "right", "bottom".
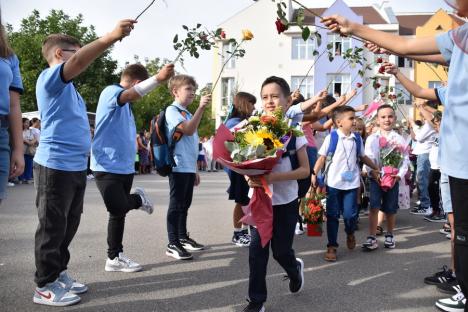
[
  {"left": 424, "top": 213, "right": 447, "bottom": 223},
  {"left": 437, "top": 280, "right": 460, "bottom": 295},
  {"left": 180, "top": 236, "right": 205, "bottom": 251},
  {"left": 409, "top": 206, "right": 428, "bottom": 215},
  {"left": 288, "top": 258, "right": 304, "bottom": 294},
  {"left": 242, "top": 300, "right": 265, "bottom": 312},
  {"left": 424, "top": 265, "right": 456, "bottom": 285},
  {"left": 166, "top": 244, "right": 193, "bottom": 260}
]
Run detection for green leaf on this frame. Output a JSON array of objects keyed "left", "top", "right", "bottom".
[
  {"left": 302, "top": 27, "right": 310, "bottom": 41},
  {"left": 196, "top": 23, "right": 202, "bottom": 28},
  {"left": 297, "top": 8, "right": 305, "bottom": 27},
  {"left": 313, "top": 50, "right": 319, "bottom": 56},
  {"left": 327, "top": 42, "right": 334, "bottom": 50},
  {"left": 173, "top": 34, "right": 178, "bottom": 43},
  {"left": 315, "top": 32, "right": 322, "bottom": 47},
  {"left": 328, "top": 53, "right": 334, "bottom": 62},
  {"left": 182, "top": 25, "right": 188, "bottom": 30}
]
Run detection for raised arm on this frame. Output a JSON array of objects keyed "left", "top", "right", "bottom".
[
  {"left": 365, "top": 42, "right": 448, "bottom": 65},
  {"left": 383, "top": 62, "right": 437, "bottom": 101},
  {"left": 178, "top": 94, "right": 211, "bottom": 136},
  {"left": 63, "top": 19, "right": 136, "bottom": 81},
  {"left": 322, "top": 15, "right": 440, "bottom": 56}
]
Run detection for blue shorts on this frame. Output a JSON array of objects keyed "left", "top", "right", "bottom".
[
  {"left": 369, "top": 178, "right": 399, "bottom": 214},
  {"left": 440, "top": 173, "right": 452, "bottom": 213},
  {"left": 197, "top": 155, "right": 205, "bottom": 162},
  {"left": 0, "top": 128, "right": 10, "bottom": 200}
]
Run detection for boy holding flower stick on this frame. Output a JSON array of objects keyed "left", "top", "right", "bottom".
[
  {"left": 312, "top": 106, "right": 380, "bottom": 262},
  {"left": 244, "top": 76, "right": 309, "bottom": 312},
  {"left": 361, "top": 105, "right": 409, "bottom": 251}
]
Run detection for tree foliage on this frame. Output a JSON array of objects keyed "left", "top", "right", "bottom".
[{"left": 7, "top": 9, "right": 118, "bottom": 112}]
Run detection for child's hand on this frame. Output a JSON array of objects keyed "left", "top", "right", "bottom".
[
  {"left": 156, "top": 64, "right": 175, "bottom": 83},
  {"left": 311, "top": 174, "right": 317, "bottom": 188},
  {"left": 109, "top": 19, "right": 137, "bottom": 41},
  {"left": 312, "top": 89, "right": 328, "bottom": 103},
  {"left": 355, "top": 103, "right": 368, "bottom": 112},
  {"left": 364, "top": 42, "right": 390, "bottom": 55},
  {"left": 345, "top": 89, "right": 357, "bottom": 101},
  {"left": 195, "top": 173, "right": 200, "bottom": 186},
  {"left": 247, "top": 175, "right": 271, "bottom": 188},
  {"left": 322, "top": 15, "right": 353, "bottom": 36},
  {"left": 199, "top": 94, "right": 211, "bottom": 108},
  {"left": 382, "top": 62, "right": 398, "bottom": 75},
  {"left": 291, "top": 89, "right": 301, "bottom": 101},
  {"left": 370, "top": 169, "right": 380, "bottom": 182}
]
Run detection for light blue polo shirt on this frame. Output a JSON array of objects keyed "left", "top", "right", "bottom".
[
  {"left": 435, "top": 86, "right": 447, "bottom": 105},
  {"left": 0, "top": 54, "right": 23, "bottom": 115},
  {"left": 91, "top": 84, "right": 136, "bottom": 174},
  {"left": 165, "top": 102, "right": 198, "bottom": 173},
  {"left": 436, "top": 23, "right": 468, "bottom": 179},
  {"left": 34, "top": 63, "right": 91, "bottom": 171}
]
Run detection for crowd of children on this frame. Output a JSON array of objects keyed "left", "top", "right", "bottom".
[{"left": 1, "top": 1, "right": 467, "bottom": 311}]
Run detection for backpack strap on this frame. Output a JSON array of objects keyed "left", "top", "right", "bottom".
[
  {"left": 354, "top": 132, "right": 362, "bottom": 159},
  {"left": 282, "top": 135, "right": 298, "bottom": 169},
  {"left": 167, "top": 105, "right": 188, "bottom": 167}
]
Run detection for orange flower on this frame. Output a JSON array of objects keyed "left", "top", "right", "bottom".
[
  {"left": 242, "top": 29, "right": 254, "bottom": 40},
  {"left": 260, "top": 115, "right": 277, "bottom": 124}
]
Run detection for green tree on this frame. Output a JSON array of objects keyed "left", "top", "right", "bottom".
[{"left": 7, "top": 9, "right": 118, "bottom": 112}]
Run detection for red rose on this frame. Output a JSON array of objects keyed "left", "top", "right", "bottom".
[
  {"left": 356, "top": 82, "right": 363, "bottom": 88},
  {"left": 260, "top": 115, "right": 277, "bottom": 124},
  {"left": 380, "top": 92, "right": 386, "bottom": 98},
  {"left": 275, "top": 18, "right": 288, "bottom": 34},
  {"left": 374, "top": 82, "right": 381, "bottom": 89},
  {"left": 377, "top": 57, "right": 383, "bottom": 63},
  {"left": 378, "top": 66, "right": 385, "bottom": 74},
  {"left": 220, "top": 30, "right": 226, "bottom": 39}
]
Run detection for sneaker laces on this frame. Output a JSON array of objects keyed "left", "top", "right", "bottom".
[
  {"left": 452, "top": 289, "right": 465, "bottom": 302},
  {"left": 119, "top": 253, "right": 137, "bottom": 266}
]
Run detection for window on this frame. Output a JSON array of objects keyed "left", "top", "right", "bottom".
[
  {"left": 326, "top": 74, "right": 351, "bottom": 97},
  {"left": 397, "top": 56, "right": 412, "bottom": 68},
  {"left": 221, "top": 78, "right": 235, "bottom": 116},
  {"left": 395, "top": 82, "right": 412, "bottom": 105},
  {"left": 291, "top": 76, "right": 314, "bottom": 99},
  {"left": 428, "top": 81, "right": 442, "bottom": 89},
  {"left": 327, "top": 33, "right": 351, "bottom": 56},
  {"left": 222, "top": 42, "right": 236, "bottom": 69},
  {"left": 291, "top": 37, "right": 315, "bottom": 60}
]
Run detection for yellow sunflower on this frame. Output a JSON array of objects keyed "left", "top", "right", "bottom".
[
  {"left": 244, "top": 131, "right": 264, "bottom": 146},
  {"left": 273, "top": 139, "right": 283, "bottom": 149}
]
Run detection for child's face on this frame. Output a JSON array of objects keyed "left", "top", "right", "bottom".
[
  {"left": 173, "top": 84, "right": 196, "bottom": 106},
  {"left": 377, "top": 108, "right": 396, "bottom": 131},
  {"left": 336, "top": 111, "right": 356, "bottom": 132},
  {"left": 261, "top": 83, "right": 291, "bottom": 113},
  {"left": 353, "top": 120, "right": 364, "bottom": 134}
]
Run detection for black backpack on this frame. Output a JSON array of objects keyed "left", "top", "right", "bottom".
[
  {"left": 151, "top": 105, "right": 186, "bottom": 177},
  {"left": 282, "top": 136, "right": 311, "bottom": 198}
]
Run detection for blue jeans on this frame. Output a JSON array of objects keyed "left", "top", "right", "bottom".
[
  {"left": 19, "top": 154, "right": 33, "bottom": 181},
  {"left": 326, "top": 187, "right": 358, "bottom": 247},
  {"left": 416, "top": 153, "right": 431, "bottom": 209},
  {"left": 0, "top": 128, "right": 10, "bottom": 201}
]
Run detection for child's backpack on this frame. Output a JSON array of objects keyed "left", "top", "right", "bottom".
[
  {"left": 151, "top": 105, "right": 186, "bottom": 177},
  {"left": 283, "top": 136, "right": 311, "bottom": 198},
  {"left": 318, "top": 130, "right": 362, "bottom": 186}
]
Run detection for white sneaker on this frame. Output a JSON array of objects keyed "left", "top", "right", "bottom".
[
  {"left": 362, "top": 236, "right": 378, "bottom": 251},
  {"left": 134, "top": 187, "right": 154, "bottom": 214},
  {"left": 105, "top": 253, "right": 142, "bottom": 272},
  {"left": 33, "top": 280, "right": 81, "bottom": 307},
  {"left": 435, "top": 290, "right": 466, "bottom": 312},
  {"left": 86, "top": 174, "right": 94, "bottom": 180},
  {"left": 295, "top": 222, "right": 304, "bottom": 235},
  {"left": 7, "top": 182, "right": 15, "bottom": 187}
]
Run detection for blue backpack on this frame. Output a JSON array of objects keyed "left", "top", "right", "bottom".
[
  {"left": 317, "top": 130, "right": 362, "bottom": 187},
  {"left": 151, "top": 105, "right": 186, "bottom": 177}
]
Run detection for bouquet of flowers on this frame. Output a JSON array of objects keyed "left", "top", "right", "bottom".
[
  {"left": 301, "top": 191, "right": 325, "bottom": 236},
  {"left": 379, "top": 136, "right": 406, "bottom": 191},
  {"left": 213, "top": 108, "right": 302, "bottom": 247}
]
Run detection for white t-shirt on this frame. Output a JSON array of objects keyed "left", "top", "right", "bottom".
[
  {"left": 270, "top": 135, "right": 308, "bottom": 205},
  {"left": 30, "top": 127, "right": 41, "bottom": 142},
  {"left": 412, "top": 122, "right": 436, "bottom": 155},
  {"left": 318, "top": 129, "right": 364, "bottom": 190},
  {"left": 429, "top": 136, "right": 439, "bottom": 170}
]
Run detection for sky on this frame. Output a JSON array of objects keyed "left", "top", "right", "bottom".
[{"left": 3, "top": 0, "right": 452, "bottom": 86}]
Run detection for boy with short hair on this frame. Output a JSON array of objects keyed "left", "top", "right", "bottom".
[
  {"left": 362, "top": 105, "right": 409, "bottom": 251},
  {"left": 164, "top": 74, "right": 211, "bottom": 260},
  {"left": 244, "top": 76, "right": 310, "bottom": 312},
  {"left": 91, "top": 63, "right": 174, "bottom": 272},
  {"left": 33, "top": 19, "right": 136, "bottom": 306},
  {"left": 313, "top": 106, "right": 379, "bottom": 262}
]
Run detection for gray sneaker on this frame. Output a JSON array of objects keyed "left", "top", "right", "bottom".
[
  {"left": 134, "top": 187, "right": 154, "bottom": 214},
  {"left": 57, "top": 270, "right": 88, "bottom": 294},
  {"left": 105, "top": 252, "right": 143, "bottom": 272},
  {"left": 33, "top": 280, "right": 81, "bottom": 307}
]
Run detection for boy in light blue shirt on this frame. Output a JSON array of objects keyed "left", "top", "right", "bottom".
[
  {"left": 322, "top": 5, "right": 468, "bottom": 309},
  {"left": 164, "top": 74, "right": 211, "bottom": 260},
  {"left": 91, "top": 63, "right": 173, "bottom": 273},
  {"left": 33, "top": 19, "right": 136, "bottom": 307}
]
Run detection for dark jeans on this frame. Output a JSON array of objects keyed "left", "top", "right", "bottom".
[
  {"left": 428, "top": 169, "right": 441, "bottom": 215},
  {"left": 326, "top": 187, "right": 358, "bottom": 247},
  {"left": 33, "top": 162, "right": 86, "bottom": 287},
  {"left": 248, "top": 200, "right": 299, "bottom": 304},
  {"left": 167, "top": 172, "right": 195, "bottom": 244},
  {"left": 19, "top": 154, "right": 34, "bottom": 181},
  {"left": 94, "top": 172, "right": 142, "bottom": 259},
  {"left": 449, "top": 176, "right": 468, "bottom": 304}
]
